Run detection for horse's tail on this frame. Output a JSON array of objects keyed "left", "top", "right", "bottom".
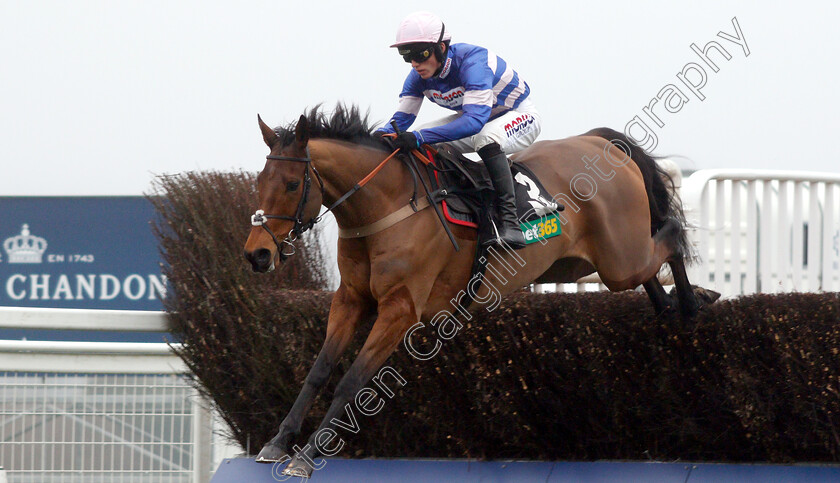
[{"left": 584, "top": 127, "right": 693, "bottom": 261}]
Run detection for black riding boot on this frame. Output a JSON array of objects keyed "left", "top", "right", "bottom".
[{"left": 478, "top": 143, "right": 527, "bottom": 249}]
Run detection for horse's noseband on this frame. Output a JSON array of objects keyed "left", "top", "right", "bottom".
[
  {"left": 250, "top": 147, "right": 325, "bottom": 260},
  {"left": 250, "top": 209, "right": 298, "bottom": 258}
]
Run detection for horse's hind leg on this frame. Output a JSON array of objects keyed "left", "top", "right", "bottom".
[
  {"left": 668, "top": 257, "right": 721, "bottom": 317},
  {"left": 643, "top": 277, "right": 676, "bottom": 316},
  {"left": 255, "top": 284, "right": 371, "bottom": 463},
  {"left": 641, "top": 218, "right": 696, "bottom": 317},
  {"left": 667, "top": 257, "right": 700, "bottom": 317},
  {"left": 641, "top": 218, "right": 719, "bottom": 318},
  {"left": 282, "top": 285, "right": 419, "bottom": 477}
]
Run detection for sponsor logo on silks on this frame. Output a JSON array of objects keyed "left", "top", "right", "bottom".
[
  {"left": 439, "top": 57, "right": 453, "bottom": 78},
  {"left": 3, "top": 224, "right": 47, "bottom": 264},
  {"left": 520, "top": 215, "right": 562, "bottom": 244},
  {"left": 427, "top": 88, "right": 465, "bottom": 108},
  {"left": 505, "top": 114, "right": 535, "bottom": 138}
]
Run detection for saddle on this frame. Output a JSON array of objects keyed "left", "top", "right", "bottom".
[
  {"left": 421, "top": 144, "right": 563, "bottom": 247},
  {"left": 380, "top": 142, "right": 565, "bottom": 314}
]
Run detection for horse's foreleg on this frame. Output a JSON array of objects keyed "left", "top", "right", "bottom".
[
  {"left": 282, "top": 285, "right": 419, "bottom": 477},
  {"left": 256, "top": 284, "right": 371, "bottom": 463}
]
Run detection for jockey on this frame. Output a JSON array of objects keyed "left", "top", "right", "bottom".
[{"left": 378, "top": 11, "right": 541, "bottom": 249}]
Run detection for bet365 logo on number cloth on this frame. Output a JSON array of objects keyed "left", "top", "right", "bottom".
[{"left": 520, "top": 216, "right": 561, "bottom": 244}]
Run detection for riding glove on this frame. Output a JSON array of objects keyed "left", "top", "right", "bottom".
[{"left": 393, "top": 131, "right": 420, "bottom": 151}]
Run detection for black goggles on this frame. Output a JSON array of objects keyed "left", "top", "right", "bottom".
[{"left": 399, "top": 46, "right": 434, "bottom": 63}]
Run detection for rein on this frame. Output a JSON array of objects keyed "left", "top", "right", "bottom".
[{"left": 250, "top": 145, "right": 403, "bottom": 258}]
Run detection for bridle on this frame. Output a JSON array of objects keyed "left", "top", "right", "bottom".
[
  {"left": 250, "top": 144, "right": 405, "bottom": 260},
  {"left": 250, "top": 147, "right": 325, "bottom": 259}
]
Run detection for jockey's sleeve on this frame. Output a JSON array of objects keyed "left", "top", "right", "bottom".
[{"left": 415, "top": 53, "right": 494, "bottom": 145}]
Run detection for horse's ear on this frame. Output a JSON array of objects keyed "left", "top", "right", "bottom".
[
  {"left": 258, "top": 114, "right": 278, "bottom": 148},
  {"left": 295, "top": 114, "right": 309, "bottom": 147}
]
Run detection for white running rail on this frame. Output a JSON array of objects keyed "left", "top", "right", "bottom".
[
  {"left": 0, "top": 308, "right": 240, "bottom": 483},
  {"left": 681, "top": 169, "right": 840, "bottom": 297},
  {"left": 536, "top": 168, "right": 840, "bottom": 297}
]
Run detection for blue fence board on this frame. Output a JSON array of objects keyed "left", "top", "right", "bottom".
[
  {"left": 688, "top": 462, "right": 840, "bottom": 483},
  {"left": 212, "top": 458, "right": 840, "bottom": 482}
]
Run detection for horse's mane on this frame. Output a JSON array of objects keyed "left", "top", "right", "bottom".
[{"left": 274, "top": 104, "right": 387, "bottom": 151}]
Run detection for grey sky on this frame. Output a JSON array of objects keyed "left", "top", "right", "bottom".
[{"left": 2, "top": 1, "right": 838, "bottom": 196}]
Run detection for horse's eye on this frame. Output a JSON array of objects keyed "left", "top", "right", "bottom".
[{"left": 286, "top": 180, "right": 301, "bottom": 192}]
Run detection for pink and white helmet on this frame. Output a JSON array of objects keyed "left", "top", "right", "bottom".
[{"left": 390, "top": 11, "right": 451, "bottom": 48}]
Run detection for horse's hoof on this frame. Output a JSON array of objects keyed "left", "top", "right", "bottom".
[
  {"left": 667, "top": 285, "right": 721, "bottom": 314},
  {"left": 282, "top": 456, "right": 314, "bottom": 478},
  {"left": 694, "top": 286, "right": 721, "bottom": 304},
  {"left": 255, "top": 444, "right": 289, "bottom": 464}
]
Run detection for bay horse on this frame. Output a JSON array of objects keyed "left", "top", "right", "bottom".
[{"left": 243, "top": 105, "right": 713, "bottom": 477}]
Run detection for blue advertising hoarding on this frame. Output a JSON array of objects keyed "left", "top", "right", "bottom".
[{"left": 0, "top": 197, "right": 165, "bottom": 311}]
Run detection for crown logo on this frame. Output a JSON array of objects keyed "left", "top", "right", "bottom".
[{"left": 4, "top": 224, "right": 48, "bottom": 264}]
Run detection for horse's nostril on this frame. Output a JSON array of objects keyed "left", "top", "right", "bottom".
[
  {"left": 244, "top": 248, "right": 273, "bottom": 272},
  {"left": 255, "top": 249, "right": 271, "bottom": 266}
]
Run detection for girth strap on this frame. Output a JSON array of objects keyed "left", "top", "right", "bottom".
[{"left": 338, "top": 197, "right": 431, "bottom": 239}]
